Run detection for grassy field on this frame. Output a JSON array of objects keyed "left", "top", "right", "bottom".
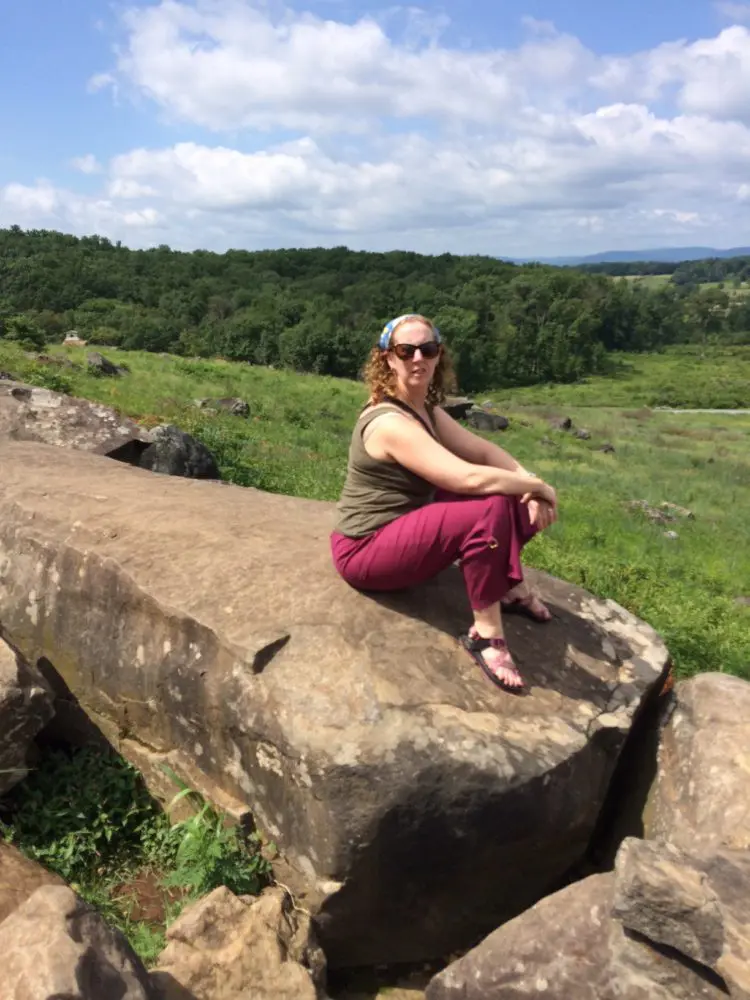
[
  {"left": 620, "top": 273, "right": 750, "bottom": 297},
  {"left": 621, "top": 273, "right": 673, "bottom": 289},
  {"left": 493, "top": 344, "right": 750, "bottom": 409},
  {"left": 1, "top": 339, "right": 748, "bottom": 684}
]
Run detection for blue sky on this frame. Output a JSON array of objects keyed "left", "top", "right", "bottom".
[{"left": 2, "top": 0, "right": 750, "bottom": 256}]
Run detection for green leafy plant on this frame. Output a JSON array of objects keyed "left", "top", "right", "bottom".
[{"left": 0, "top": 746, "right": 272, "bottom": 964}]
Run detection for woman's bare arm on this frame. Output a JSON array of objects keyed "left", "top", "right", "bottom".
[
  {"left": 367, "top": 413, "right": 555, "bottom": 503},
  {"left": 432, "top": 407, "right": 533, "bottom": 474}
]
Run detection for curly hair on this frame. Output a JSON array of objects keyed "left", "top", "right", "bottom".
[{"left": 362, "top": 317, "right": 457, "bottom": 406}]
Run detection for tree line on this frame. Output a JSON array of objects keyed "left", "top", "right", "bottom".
[
  {"left": 0, "top": 226, "right": 746, "bottom": 392},
  {"left": 576, "top": 256, "right": 750, "bottom": 286}
]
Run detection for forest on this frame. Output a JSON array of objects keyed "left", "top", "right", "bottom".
[{"left": 1, "top": 225, "right": 748, "bottom": 392}]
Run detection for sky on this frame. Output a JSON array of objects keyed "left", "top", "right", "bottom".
[{"left": 2, "top": 0, "right": 750, "bottom": 258}]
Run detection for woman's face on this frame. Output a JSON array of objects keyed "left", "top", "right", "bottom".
[{"left": 385, "top": 319, "right": 441, "bottom": 394}]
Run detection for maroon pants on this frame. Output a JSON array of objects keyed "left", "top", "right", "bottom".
[{"left": 330, "top": 491, "right": 539, "bottom": 611}]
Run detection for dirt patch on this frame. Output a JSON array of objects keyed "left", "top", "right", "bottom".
[{"left": 112, "top": 868, "right": 188, "bottom": 923}]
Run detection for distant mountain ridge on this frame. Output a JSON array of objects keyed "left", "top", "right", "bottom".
[{"left": 510, "top": 246, "right": 750, "bottom": 266}]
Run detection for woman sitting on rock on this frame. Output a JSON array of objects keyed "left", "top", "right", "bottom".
[{"left": 330, "top": 314, "right": 558, "bottom": 691}]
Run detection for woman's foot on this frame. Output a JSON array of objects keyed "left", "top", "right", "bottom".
[
  {"left": 501, "top": 584, "right": 552, "bottom": 623},
  {"left": 461, "top": 627, "right": 525, "bottom": 691}
]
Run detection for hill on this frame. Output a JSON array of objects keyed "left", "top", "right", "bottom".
[
  {"left": 2, "top": 226, "right": 748, "bottom": 399},
  {"left": 0, "top": 337, "right": 747, "bottom": 685},
  {"left": 517, "top": 246, "right": 750, "bottom": 266}
]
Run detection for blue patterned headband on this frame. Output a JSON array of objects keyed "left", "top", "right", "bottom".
[{"left": 378, "top": 314, "right": 441, "bottom": 351}]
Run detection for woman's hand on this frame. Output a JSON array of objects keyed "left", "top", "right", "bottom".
[
  {"left": 522, "top": 480, "right": 557, "bottom": 509},
  {"left": 526, "top": 498, "right": 557, "bottom": 529}
]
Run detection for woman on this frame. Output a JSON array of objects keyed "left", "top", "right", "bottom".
[{"left": 330, "top": 314, "right": 558, "bottom": 691}]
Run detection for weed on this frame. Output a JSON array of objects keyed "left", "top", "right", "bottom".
[{"left": 0, "top": 745, "right": 272, "bottom": 965}]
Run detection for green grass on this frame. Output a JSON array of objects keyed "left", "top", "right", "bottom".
[
  {"left": 492, "top": 344, "right": 750, "bottom": 409},
  {"left": 620, "top": 273, "right": 673, "bottom": 288},
  {"left": 1, "top": 338, "right": 748, "bottom": 682},
  {"left": 0, "top": 745, "right": 272, "bottom": 966}
]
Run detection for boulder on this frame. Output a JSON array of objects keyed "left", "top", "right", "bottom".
[
  {"left": 0, "top": 884, "right": 155, "bottom": 1000},
  {"left": 138, "top": 423, "right": 220, "bottom": 479},
  {"left": 550, "top": 416, "right": 572, "bottom": 431},
  {"left": 442, "top": 396, "right": 474, "bottom": 420},
  {"left": 0, "top": 842, "right": 66, "bottom": 925},
  {"left": 87, "top": 350, "right": 128, "bottom": 376},
  {"left": 467, "top": 407, "right": 509, "bottom": 432},
  {"left": 0, "top": 637, "right": 55, "bottom": 795},
  {"left": 0, "top": 379, "right": 151, "bottom": 461},
  {"left": 613, "top": 837, "right": 750, "bottom": 999},
  {"left": 426, "top": 841, "right": 732, "bottom": 1000},
  {"left": 195, "top": 397, "right": 250, "bottom": 417},
  {"left": 646, "top": 673, "right": 750, "bottom": 851},
  {"left": 152, "top": 886, "right": 327, "bottom": 1000},
  {"left": 0, "top": 439, "right": 669, "bottom": 968}
]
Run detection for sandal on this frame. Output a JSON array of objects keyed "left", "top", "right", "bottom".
[
  {"left": 459, "top": 627, "right": 526, "bottom": 693},
  {"left": 501, "top": 590, "right": 552, "bottom": 623}
]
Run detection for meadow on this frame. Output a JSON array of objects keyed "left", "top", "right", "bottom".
[{"left": 1, "top": 338, "right": 748, "bottom": 683}]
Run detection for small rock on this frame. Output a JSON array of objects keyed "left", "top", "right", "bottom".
[
  {"left": 550, "top": 416, "right": 572, "bottom": 431},
  {"left": 152, "top": 886, "right": 326, "bottom": 1000},
  {"left": 0, "top": 371, "right": 14, "bottom": 381},
  {"left": 540, "top": 436, "right": 555, "bottom": 446},
  {"left": 575, "top": 429, "right": 591, "bottom": 440},
  {"left": 442, "top": 396, "right": 474, "bottom": 420},
  {"left": 735, "top": 596, "right": 750, "bottom": 607},
  {"left": 139, "top": 424, "right": 220, "bottom": 480},
  {"left": 87, "top": 351, "right": 128, "bottom": 377},
  {"left": 660, "top": 502, "right": 695, "bottom": 520},
  {"left": 467, "top": 408, "right": 509, "bottom": 432},
  {"left": 598, "top": 443, "right": 616, "bottom": 453},
  {"left": 664, "top": 530, "right": 679, "bottom": 540},
  {"left": 195, "top": 397, "right": 250, "bottom": 418}
]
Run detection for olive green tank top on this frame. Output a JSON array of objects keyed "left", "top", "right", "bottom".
[{"left": 333, "top": 401, "right": 439, "bottom": 538}]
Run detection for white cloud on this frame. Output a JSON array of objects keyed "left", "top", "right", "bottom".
[
  {"left": 71, "top": 154, "right": 102, "bottom": 174},
  {"left": 4, "top": 2, "right": 750, "bottom": 256},
  {"left": 93, "top": 0, "right": 594, "bottom": 132},
  {"left": 715, "top": 2, "right": 750, "bottom": 23}
]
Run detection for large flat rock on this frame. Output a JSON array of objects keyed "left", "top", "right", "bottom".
[
  {"left": 0, "top": 439, "right": 669, "bottom": 967},
  {"left": 0, "top": 379, "right": 150, "bottom": 459}
]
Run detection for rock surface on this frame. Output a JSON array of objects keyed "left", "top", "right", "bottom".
[
  {"left": 0, "top": 439, "right": 668, "bottom": 967},
  {"left": 0, "top": 379, "right": 150, "bottom": 459},
  {"left": 1, "top": 884, "right": 155, "bottom": 999},
  {"left": 152, "top": 886, "right": 326, "bottom": 1000},
  {"left": 613, "top": 837, "right": 750, "bottom": 999},
  {"left": 87, "top": 350, "right": 128, "bottom": 376},
  {"left": 0, "top": 636, "right": 54, "bottom": 794},
  {"left": 427, "top": 844, "right": 731, "bottom": 1000},
  {"left": 647, "top": 673, "right": 750, "bottom": 851},
  {"left": 195, "top": 396, "right": 250, "bottom": 417},
  {"left": 467, "top": 407, "right": 509, "bottom": 432},
  {"left": 442, "top": 396, "right": 474, "bottom": 420},
  {"left": 0, "top": 842, "right": 65, "bottom": 925},
  {"left": 138, "top": 423, "right": 220, "bottom": 479}
]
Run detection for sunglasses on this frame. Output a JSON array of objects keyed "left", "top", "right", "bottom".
[{"left": 390, "top": 341, "right": 441, "bottom": 361}]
